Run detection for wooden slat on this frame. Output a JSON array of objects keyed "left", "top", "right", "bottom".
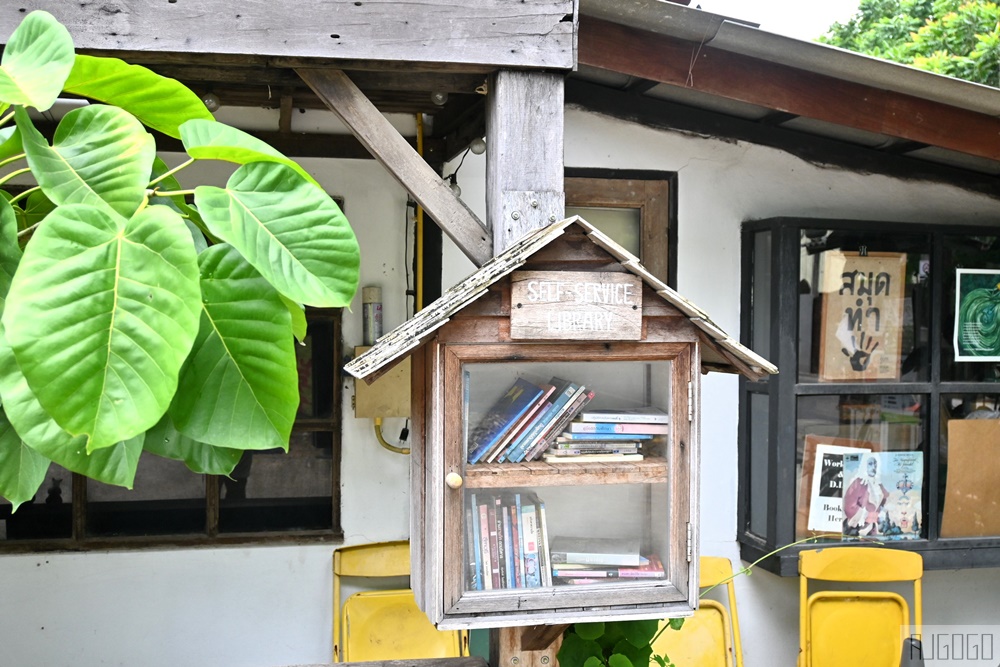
[
  {"left": 298, "top": 68, "right": 492, "bottom": 266},
  {"left": 4, "top": 1, "right": 575, "bottom": 69},
  {"left": 466, "top": 458, "right": 670, "bottom": 488},
  {"left": 579, "top": 15, "right": 1000, "bottom": 162}
]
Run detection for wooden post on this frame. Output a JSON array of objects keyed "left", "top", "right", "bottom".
[
  {"left": 486, "top": 70, "right": 566, "bottom": 253},
  {"left": 490, "top": 625, "right": 567, "bottom": 667}
]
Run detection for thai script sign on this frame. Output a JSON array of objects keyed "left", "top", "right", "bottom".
[
  {"left": 818, "top": 251, "right": 907, "bottom": 381},
  {"left": 510, "top": 271, "right": 642, "bottom": 340}
]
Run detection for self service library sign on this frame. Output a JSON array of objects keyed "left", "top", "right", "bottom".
[{"left": 510, "top": 271, "right": 642, "bottom": 340}]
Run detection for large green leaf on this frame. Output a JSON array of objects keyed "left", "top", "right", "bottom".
[
  {"left": 144, "top": 413, "right": 243, "bottom": 476},
  {"left": 170, "top": 244, "right": 298, "bottom": 451},
  {"left": 0, "top": 410, "right": 49, "bottom": 510},
  {"left": 64, "top": 55, "right": 214, "bottom": 139},
  {"left": 195, "top": 162, "right": 360, "bottom": 307},
  {"left": 0, "top": 332, "right": 140, "bottom": 487},
  {"left": 2, "top": 203, "right": 201, "bottom": 451},
  {"left": 281, "top": 294, "right": 308, "bottom": 343},
  {"left": 16, "top": 104, "right": 155, "bottom": 218},
  {"left": 0, "top": 197, "right": 21, "bottom": 315},
  {"left": 0, "top": 124, "right": 23, "bottom": 162},
  {"left": 18, "top": 189, "right": 55, "bottom": 231},
  {"left": 0, "top": 11, "right": 74, "bottom": 111},
  {"left": 180, "top": 119, "right": 320, "bottom": 187}
]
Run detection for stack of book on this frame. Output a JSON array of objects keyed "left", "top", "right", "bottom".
[
  {"left": 548, "top": 536, "right": 665, "bottom": 584},
  {"left": 465, "top": 491, "right": 553, "bottom": 591},
  {"left": 466, "top": 376, "right": 595, "bottom": 464},
  {"left": 541, "top": 407, "right": 670, "bottom": 463}
]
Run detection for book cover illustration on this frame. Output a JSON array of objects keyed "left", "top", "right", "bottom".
[
  {"left": 806, "top": 442, "right": 871, "bottom": 532},
  {"left": 842, "top": 451, "right": 923, "bottom": 540},
  {"left": 467, "top": 378, "right": 545, "bottom": 464}
]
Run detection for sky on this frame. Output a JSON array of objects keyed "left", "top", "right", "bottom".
[{"left": 693, "top": 0, "right": 861, "bottom": 40}]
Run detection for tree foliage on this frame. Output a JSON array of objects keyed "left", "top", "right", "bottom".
[
  {"left": 0, "top": 11, "right": 360, "bottom": 509},
  {"left": 821, "top": 0, "right": 1000, "bottom": 87}
]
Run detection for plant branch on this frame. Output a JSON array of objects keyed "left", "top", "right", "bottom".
[
  {"left": 148, "top": 158, "right": 194, "bottom": 188},
  {"left": 150, "top": 188, "right": 195, "bottom": 198},
  {"left": 0, "top": 110, "right": 12, "bottom": 127},
  {"left": 0, "top": 153, "right": 26, "bottom": 171},
  {"left": 0, "top": 167, "right": 32, "bottom": 188},
  {"left": 8, "top": 185, "right": 39, "bottom": 207},
  {"left": 17, "top": 220, "right": 39, "bottom": 243}
]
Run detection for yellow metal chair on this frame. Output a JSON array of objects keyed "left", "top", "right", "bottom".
[
  {"left": 798, "top": 547, "right": 923, "bottom": 667},
  {"left": 333, "top": 540, "right": 465, "bottom": 662},
  {"left": 651, "top": 556, "right": 744, "bottom": 667}
]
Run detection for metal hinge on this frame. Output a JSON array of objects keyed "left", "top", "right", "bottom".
[
  {"left": 686, "top": 523, "right": 693, "bottom": 562},
  {"left": 687, "top": 381, "right": 693, "bottom": 423}
]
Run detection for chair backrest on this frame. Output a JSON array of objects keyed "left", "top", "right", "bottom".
[
  {"left": 798, "top": 547, "right": 923, "bottom": 667},
  {"left": 333, "top": 540, "right": 465, "bottom": 662},
  {"left": 651, "top": 555, "right": 744, "bottom": 667}
]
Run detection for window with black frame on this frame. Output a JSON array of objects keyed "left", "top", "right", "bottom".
[
  {"left": 0, "top": 309, "right": 342, "bottom": 548},
  {"left": 739, "top": 219, "right": 1000, "bottom": 575}
]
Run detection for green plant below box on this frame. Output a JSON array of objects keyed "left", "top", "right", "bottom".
[{"left": 0, "top": 10, "right": 360, "bottom": 507}]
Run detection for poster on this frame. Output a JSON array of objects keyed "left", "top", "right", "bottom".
[
  {"left": 842, "top": 451, "right": 923, "bottom": 541},
  {"left": 818, "top": 251, "right": 907, "bottom": 381},
  {"left": 796, "top": 434, "right": 878, "bottom": 539},
  {"left": 954, "top": 268, "right": 1000, "bottom": 361}
]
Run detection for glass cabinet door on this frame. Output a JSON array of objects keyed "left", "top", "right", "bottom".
[{"left": 439, "top": 344, "right": 695, "bottom": 624}]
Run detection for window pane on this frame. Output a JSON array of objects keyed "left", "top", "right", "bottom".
[
  {"left": 939, "top": 393, "right": 1000, "bottom": 538},
  {"left": 87, "top": 453, "right": 205, "bottom": 537},
  {"left": 941, "top": 235, "right": 1000, "bottom": 381},
  {"left": 219, "top": 432, "right": 333, "bottom": 533},
  {"left": 798, "top": 229, "right": 930, "bottom": 383},
  {"left": 796, "top": 394, "right": 925, "bottom": 542},
  {"left": 751, "top": 230, "right": 772, "bottom": 360},
  {"left": 1, "top": 464, "right": 73, "bottom": 540},
  {"left": 748, "top": 391, "right": 770, "bottom": 537},
  {"left": 565, "top": 206, "right": 641, "bottom": 257},
  {"left": 297, "top": 317, "right": 336, "bottom": 419}
]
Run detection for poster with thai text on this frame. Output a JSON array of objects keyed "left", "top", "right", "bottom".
[{"left": 818, "top": 251, "right": 907, "bottom": 381}]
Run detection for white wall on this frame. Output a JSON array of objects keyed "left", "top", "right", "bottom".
[{"left": 4, "top": 104, "right": 1000, "bottom": 667}]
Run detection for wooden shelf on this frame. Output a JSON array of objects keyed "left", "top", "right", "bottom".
[{"left": 465, "top": 457, "right": 669, "bottom": 488}]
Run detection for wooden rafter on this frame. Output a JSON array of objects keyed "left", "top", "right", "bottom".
[{"left": 579, "top": 15, "right": 1000, "bottom": 162}]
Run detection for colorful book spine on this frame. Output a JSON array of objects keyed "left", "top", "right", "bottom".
[
  {"left": 478, "top": 498, "right": 493, "bottom": 590},
  {"left": 493, "top": 495, "right": 507, "bottom": 588},
  {"left": 525, "top": 389, "right": 596, "bottom": 461},
  {"left": 566, "top": 421, "right": 670, "bottom": 435},
  {"left": 489, "top": 384, "right": 555, "bottom": 463},
  {"left": 502, "top": 506, "right": 514, "bottom": 587},
  {"left": 467, "top": 378, "right": 545, "bottom": 464},
  {"left": 465, "top": 505, "right": 479, "bottom": 590},
  {"left": 487, "top": 498, "right": 501, "bottom": 589},
  {"left": 576, "top": 407, "right": 670, "bottom": 424},
  {"left": 535, "top": 495, "right": 553, "bottom": 587},
  {"left": 520, "top": 501, "right": 542, "bottom": 588},
  {"left": 513, "top": 493, "right": 526, "bottom": 587},
  {"left": 546, "top": 448, "right": 639, "bottom": 456},
  {"left": 469, "top": 493, "right": 483, "bottom": 591},
  {"left": 556, "top": 432, "right": 653, "bottom": 441},
  {"left": 508, "top": 380, "right": 579, "bottom": 463}
]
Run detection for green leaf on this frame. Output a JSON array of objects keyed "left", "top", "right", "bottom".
[
  {"left": 611, "top": 639, "right": 651, "bottom": 667},
  {"left": 281, "top": 294, "right": 308, "bottom": 343},
  {"left": 19, "top": 189, "right": 55, "bottom": 230},
  {"left": 667, "top": 618, "right": 685, "bottom": 632},
  {"left": 2, "top": 203, "right": 201, "bottom": 451},
  {"left": 621, "top": 619, "right": 660, "bottom": 648},
  {"left": 575, "top": 623, "right": 607, "bottom": 642},
  {"left": 16, "top": 104, "right": 155, "bottom": 218},
  {"left": 180, "top": 119, "right": 321, "bottom": 187},
  {"left": 0, "top": 124, "right": 23, "bottom": 162},
  {"left": 0, "top": 11, "right": 74, "bottom": 110},
  {"left": 195, "top": 162, "right": 360, "bottom": 307},
  {"left": 143, "top": 413, "right": 243, "bottom": 476},
  {"left": 583, "top": 657, "right": 606, "bottom": 667},
  {"left": 0, "top": 410, "right": 49, "bottom": 510},
  {"left": 0, "top": 330, "right": 140, "bottom": 487},
  {"left": 558, "top": 632, "right": 605, "bottom": 667},
  {"left": 607, "top": 654, "right": 635, "bottom": 667},
  {"left": 0, "top": 197, "right": 21, "bottom": 314},
  {"left": 64, "top": 55, "right": 214, "bottom": 139},
  {"left": 148, "top": 157, "right": 209, "bottom": 246},
  {"left": 169, "top": 244, "right": 298, "bottom": 451}
]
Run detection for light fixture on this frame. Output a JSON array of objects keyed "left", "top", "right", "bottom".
[
  {"left": 470, "top": 137, "right": 487, "bottom": 155},
  {"left": 202, "top": 91, "right": 221, "bottom": 112},
  {"left": 448, "top": 173, "right": 461, "bottom": 197},
  {"left": 430, "top": 91, "right": 448, "bottom": 106}
]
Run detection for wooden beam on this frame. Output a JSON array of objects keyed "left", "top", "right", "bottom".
[
  {"left": 579, "top": 15, "right": 1000, "bottom": 162},
  {"left": 486, "top": 71, "right": 566, "bottom": 253},
  {"left": 298, "top": 68, "right": 491, "bottom": 266},
  {"left": 3, "top": 1, "right": 576, "bottom": 69}
]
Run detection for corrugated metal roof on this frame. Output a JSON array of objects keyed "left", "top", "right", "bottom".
[{"left": 345, "top": 216, "right": 777, "bottom": 382}]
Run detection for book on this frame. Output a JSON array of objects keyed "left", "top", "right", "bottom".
[
  {"left": 513, "top": 493, "right": 526, "bottom": 587},
  {"left": 486, "top": 497, "right": 501, "bottom": 589},
  {"left": 524, "top": 388, "right": 596, "bottom": 461},
  {"left": 520, "top": 499, "right": 542, "bottom": 588},
  {"left": 842, "top": 451, "right": 923, "bottom": 541},
  {"left": 566, "top": 421, "right": 670, "bottom": 435},
  {"left": 552, "top": 440, "right": 644, "bottom": 451},
  {"left": 576, "top": 407, "right": 670, "bottom": 424},
  {"left": 502, "top": 504, "right": 514, "bottom": 587},
  {"left": 467, "top": 378, "right": 545, "bottom": 464},
  {"left": 534, "top": 494, "right": 553, "bottom": 587},
  {"left": 556, "top": 432, "right": 654, "bottom": 441},
  {"left": 542, "top": 453, "right": 644, "bottom": 463},
  {"left": 506, "top": 379, "right": 579, "bottom": 463},
  {"left": 549, "top": 536, "right": 643, "bottom": 566},
  {"left": 493, "top": 495, "right": 508, "bottom": 588},
  {"left": 478, "top": 497, "right": 493, "bottom": 591},
  {"left": 552, "top": 555, "right": 665, "bottom": 579},
  {"left": 545, "top": 447, "right": 639, "bottom": 456},
  {"left": 465, "top": 504, "right": 480, "bottom": 591},
  {"left": 487, "top": 383, "right": 555, "bottom": 463},
  {"left": 806, "top": 442, "right": 871, "bottom": 532}
]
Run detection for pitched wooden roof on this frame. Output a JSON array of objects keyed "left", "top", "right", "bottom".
[{"left": 345, "top": 216, "right": 777, "bottom": 382}]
